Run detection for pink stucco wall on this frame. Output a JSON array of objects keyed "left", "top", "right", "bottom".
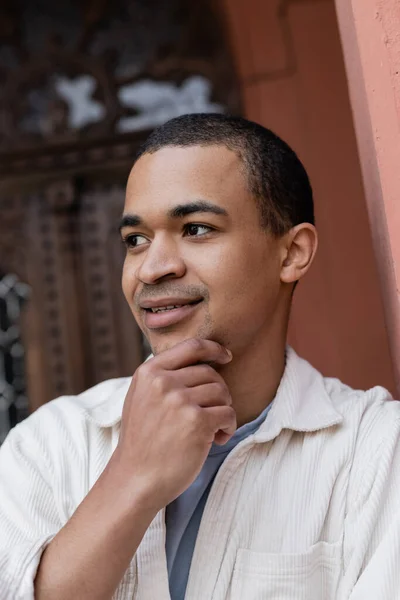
[
  {"left": 335, "top": 0, "right": 400, "bottom": 393},
  {"left": 221, "top": 0, "right": 396, "bottom": 393}
]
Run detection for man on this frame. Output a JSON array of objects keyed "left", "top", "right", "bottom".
[{"left": 1, "top": 114, "right": 400, "bottom": 600}]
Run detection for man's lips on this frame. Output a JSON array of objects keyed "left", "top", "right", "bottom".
[
  {"left": 140, "top": 298, "right": 203, "bottom": 329},
  {"left": 139, "top": 297, "right": 203, "bottom": 310}
]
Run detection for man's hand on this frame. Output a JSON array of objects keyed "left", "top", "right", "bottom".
[
  {"left": 112, "top": 338, "right": 236, "bottom": 511},
  {"left": 35, "top": 338, "right": 235, "bottom": 600}
]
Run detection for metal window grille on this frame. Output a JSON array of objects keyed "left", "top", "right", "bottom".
[{"left": 0, "top": 274, "right": 30, "bottom": 444}]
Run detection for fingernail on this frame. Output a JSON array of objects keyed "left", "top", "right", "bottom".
[{"left": 225, "top": 348, "right": 233, "bottom": 360}]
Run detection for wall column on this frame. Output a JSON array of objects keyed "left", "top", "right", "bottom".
[{"left": 335, "top": 0, "right": 400, "bottom": 391}]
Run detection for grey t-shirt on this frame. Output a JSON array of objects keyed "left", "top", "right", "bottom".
[{"left": 165, "top": 402, "right": 272, "bottom": 600}]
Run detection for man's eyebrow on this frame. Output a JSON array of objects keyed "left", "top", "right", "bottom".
[
  {"left": 118, "top": 214, "right": 142, "bottom": 233},
  {"left": 118, "top": 201, "right": 228, "bottom": 233},
  {"left": 168, "top": 201, "right": 228, "bottom": 219}
]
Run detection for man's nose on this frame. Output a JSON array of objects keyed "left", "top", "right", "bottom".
[{"left": 135, "top": 236, "right": 186, "bottom": 284}]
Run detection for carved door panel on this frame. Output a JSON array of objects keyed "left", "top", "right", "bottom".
[
  {"left": 0, "top": 178, "right": 144, "bottom": 422},
  {"left": 78, "top": 183, "right": 145, "bottom": 387}
]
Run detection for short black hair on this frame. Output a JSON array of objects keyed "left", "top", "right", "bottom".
[{"left": 134, "top": 113, "right": 314, "bottom": 236}]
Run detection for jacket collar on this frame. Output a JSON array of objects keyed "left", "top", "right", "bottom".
[
  {"left": 86, "top": 347, "right": 343, "bottom": 434},
  {"left": 253, "top": 347, "right": 343, "bottom": 443},
  {"left": 83, "top": 377, "right": 131, "bottom": 428}
]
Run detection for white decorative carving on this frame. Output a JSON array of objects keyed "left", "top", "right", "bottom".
[
  {"left": 55, "top": 75, "right": 106, "bottom": 129},
  {"left": 117, "top": 75, "right": 224, "bottom": 132}
]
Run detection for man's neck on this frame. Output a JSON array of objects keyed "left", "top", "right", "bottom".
[{"left": 218, "top": 335, "right": 287, "bottom": 428}]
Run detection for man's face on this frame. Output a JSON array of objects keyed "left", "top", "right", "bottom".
[{"left": 121, "top": 145, "right": 285, "bottom": 356}]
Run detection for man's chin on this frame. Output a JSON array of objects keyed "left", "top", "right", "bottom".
[
  {"left": 147, "top": 329, "right": 212, "bottom": 356},
  {"left": 148, "top": 336, "right": 195, "bottom": 356}
]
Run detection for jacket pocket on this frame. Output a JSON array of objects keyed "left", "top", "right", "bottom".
[{"left": 229, "top": 541, "right": 341, "bottom": 600}]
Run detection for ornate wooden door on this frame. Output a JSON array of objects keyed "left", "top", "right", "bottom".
[{"left": 0, "top": 0, "right": 239, "bottom": 440}]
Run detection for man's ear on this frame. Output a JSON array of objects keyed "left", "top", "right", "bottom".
[{"left": 280, "top": 223, "right": 318, "bottom": 284}]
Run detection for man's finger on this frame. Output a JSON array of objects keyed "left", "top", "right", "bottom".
[
  {"left": 175, "top": 364, "right": 227, "bottom": 388},
  {"left": 203, "top": 405, "right": 237, "bottom": 441},
  {"left": 148, "top": 338, "right": 232, "bottom": 371},
  {"left": 187, "top": 383, "right": 232, "bottom": 407}
]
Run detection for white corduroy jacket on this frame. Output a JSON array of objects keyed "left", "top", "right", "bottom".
[{"left": 1, "top": 348, "right": 400, "bottom": 599}]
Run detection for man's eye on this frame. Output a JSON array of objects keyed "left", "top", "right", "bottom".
[
  {"left": 122, "top": 234, "right": 148, "bottom": 248},
  {"left": 184, "top": 224, "right": 213, "bottom": 237}
]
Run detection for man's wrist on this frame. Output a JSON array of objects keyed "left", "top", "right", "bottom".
[{"left": 103, "top": 449, "right": 162, "bottom": 519}]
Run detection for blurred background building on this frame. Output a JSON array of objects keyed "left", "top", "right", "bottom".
[{"left": 0, "top": 0, "right": 399, "bottom": 442}]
